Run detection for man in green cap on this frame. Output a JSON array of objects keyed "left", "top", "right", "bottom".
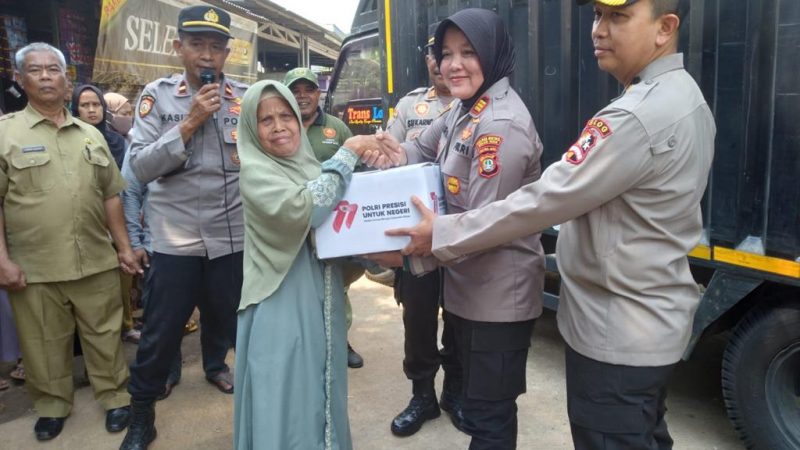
[
  {"left": 386, "top": 0, "right": 712, "bottom": 448},
  {"left": 283, "top": 67, "right": 365, "bottom": 369}
]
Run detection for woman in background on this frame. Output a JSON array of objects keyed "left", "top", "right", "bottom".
[
  {"left": 104, "top": 92, "right": 134, "bottom": 144},
  {"left": 72, "top": 85, "right": 126, "bottom": 169}
]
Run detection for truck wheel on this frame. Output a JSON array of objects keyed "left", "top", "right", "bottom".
[{"left": 722, "top": 300, "right": 800, "bottom": 450}]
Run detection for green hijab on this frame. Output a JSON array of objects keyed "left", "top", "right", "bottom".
[{"left": 237, "top": 80, "right": 322, "bottom": 310}]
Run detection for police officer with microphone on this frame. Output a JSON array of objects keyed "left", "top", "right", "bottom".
[{"left": 120, "top": 5, "right": 248, "bottom": 449}]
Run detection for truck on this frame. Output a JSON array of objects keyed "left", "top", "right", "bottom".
[{"left": 324, "top": 1, "right": 800, "bottom": 449}]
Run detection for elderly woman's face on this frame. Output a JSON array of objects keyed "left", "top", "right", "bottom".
[
  {"left": 440, "top": 27, "right": 484, "bottom": 100},
  {"left": 257, "top": 96, "right": 301, "bottom": 158}
]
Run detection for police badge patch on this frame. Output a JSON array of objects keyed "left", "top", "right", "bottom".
[
  {"left": 565, "top": 118, "right": 612, "bottom": 165},
  {"left": 475, "top": 134, "right": 502, "bottom": 178},
  {"left": 139, "top": 95, "right": 155, "bottom": 118},
  {"left": 414, "top": 102, "right": 429, "bottom": 117},
  {"left": 478, "top": 152, "right": 499, "bottom": 178},
  {"left": 447, "top": 176, "right": 461, "bottom": 194}
]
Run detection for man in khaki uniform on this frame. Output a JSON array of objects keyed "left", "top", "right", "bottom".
[
  {"left": 0, "top": 42, "right": 141, "bottom": 441},
  {"left": 284, "top": 67, "right": 367, "bottom": 368},
  {"left": 390, "top": 1, "right": 715, "bottom": 448},
  {"left": 383, "top": 28, "right": 462, "bottom": 437}
]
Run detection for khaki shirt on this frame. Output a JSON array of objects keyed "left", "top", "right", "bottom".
[
  {"left": 306, "top": 107, "right": 352, "bottom": 162},
  {"left": 0, "top": 105, "right": 125, "bottom": 283},
  {"left": 387, "top": 86, "right": 453, "bottom": 142},
  {"left": 129, "top": 73, "right": 248, "bottom": 259},
  {"left": 432, "top": 54, "right": 716, "bottom": 366},
  {"left": 403, "top": 77, "right": 545, "bottom": 323}
]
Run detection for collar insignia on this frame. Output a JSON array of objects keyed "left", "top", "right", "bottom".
[{"left": 470, "top": 95, "right": 490, "bottom": 116}]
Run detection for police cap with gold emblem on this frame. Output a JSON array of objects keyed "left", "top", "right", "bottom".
[
  {"left": 178, "top": 5, "right": 232, "bottom": 39},
  {"left": 424, "top": 22, "right": 440, "bottom": 52}
]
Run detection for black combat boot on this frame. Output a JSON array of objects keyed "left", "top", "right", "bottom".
[
  {"left": 119, "top": 399, "right": 157, "bottom": 450},
  {"left": 390, "top": 378, "right": 441, "bottom": 436},
  {"left": 440, "top": 379, "right": 467, "bottom": 433}
]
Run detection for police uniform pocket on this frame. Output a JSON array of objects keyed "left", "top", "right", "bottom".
[
  {"left": 10, "top": 152, "right": 55, "bottom": 193},
  {"left": 441, "top": 152, "right": 471, "bottom": 210},
  {"left": 221, "top": 128, "right": 241, "bottom": 172},
  {"left": 465, "top": 321, "right": 533, "bottom": 401},
  {"left": 568, "top": 396, "right": 646, "bottom": 435}
]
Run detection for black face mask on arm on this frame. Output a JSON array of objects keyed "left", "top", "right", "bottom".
[{"left": 432, "top": 8, "right": 516, "bottom": 110}]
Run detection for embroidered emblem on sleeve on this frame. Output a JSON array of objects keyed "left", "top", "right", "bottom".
[
  {"left": 475, "top": 134, "right": 502, "bottom": 178},
  {"left": 447, "top": 176, "right": 461, "bottom": 194},
  {"left": 565, "top": 118, "right": 613, "bottom": 165},
  {"left": 139, "top": 95, "right": 155, "bottom": 118},
  {"left": 230, "top": 150, "right": 240, "bottom": 166}
]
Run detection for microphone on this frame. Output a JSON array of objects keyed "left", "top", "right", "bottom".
[
  {"left": 200, "top": 69, "right": 217, "bottom": 120},
  {"left": 200, "top": 68, "right": 215, "bottom": 86}
]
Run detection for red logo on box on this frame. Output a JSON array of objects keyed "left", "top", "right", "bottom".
[{"left": 333, "top": 201, "right": 359, "bottom": 233}]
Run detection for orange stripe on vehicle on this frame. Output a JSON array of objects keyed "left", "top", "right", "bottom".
[
  {"left": 688, "top": 245, "right": 711, "bottom": 260},
  {"left": 384, "top": 0, "right": 394, "bottom": 94},
  {"left": 713, "top": 247, "right": 800, "bottom": 278}
]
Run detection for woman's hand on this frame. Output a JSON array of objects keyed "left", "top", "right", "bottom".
[{"left": 343, "top": 135, "right": 377, "bottom": 158}]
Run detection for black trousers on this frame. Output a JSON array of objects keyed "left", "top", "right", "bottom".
[
  {"left": 128, "top": 252, "right": 242, "bottom": 401},
  {"left": 395, "top": 269, "right": 442, "bottom": 382},
  {"left": 446, "top": 311, "right": 535, "bottom": 450},
  {"left": 565, "top": 345, "right": 676, "bottom": 450},
  {"left": 139, "top": 251, "right": 181, "bottom": 383}
]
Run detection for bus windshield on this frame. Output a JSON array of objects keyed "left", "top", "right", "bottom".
[{"left": 326, "top": 32, "right": 382, "bottom": 120}]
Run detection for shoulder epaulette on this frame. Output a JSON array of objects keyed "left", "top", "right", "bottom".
[
  {"left": 436, "top": 99, "right": 457, "bottom": 118},
  {"left": 406, "top": 86, "right": 428, "bottom": 97}
]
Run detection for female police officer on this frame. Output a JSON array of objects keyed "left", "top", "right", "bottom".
[{"left": 367, "top": 9, "right": 545, "bottom": 449}]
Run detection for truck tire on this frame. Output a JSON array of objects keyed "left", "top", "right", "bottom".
[{"left": 721, "top": 300, "right": 800, "bottom": 450}]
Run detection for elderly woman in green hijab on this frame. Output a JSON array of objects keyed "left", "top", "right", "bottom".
[{"left": 233, "top": 80, "right": 371, "bottom": 450}]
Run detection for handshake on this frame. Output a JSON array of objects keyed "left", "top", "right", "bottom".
[{"left": 342, "top": 130, "right": 407, "bottom": 170}]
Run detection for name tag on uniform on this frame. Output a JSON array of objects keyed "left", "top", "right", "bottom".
[{"left": 22, "top": 145, "right": 45, "bottom": 153}]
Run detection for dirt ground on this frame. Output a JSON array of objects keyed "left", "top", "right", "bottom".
[{"left": 0, "top": 278, "right": 743, "bottom": 449}]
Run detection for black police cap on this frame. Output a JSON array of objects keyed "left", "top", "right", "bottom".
[{"left": 178, "top": 5, "right": 232, "bottom": 39}]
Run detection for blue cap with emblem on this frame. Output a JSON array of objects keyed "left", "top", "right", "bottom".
[{"left": 178, "top": 5, "right": 232, "bottom": 39}]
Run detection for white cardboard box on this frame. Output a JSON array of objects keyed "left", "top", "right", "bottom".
[{"left": 315, "top": 163, "right": 446, "bottom": 259}]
